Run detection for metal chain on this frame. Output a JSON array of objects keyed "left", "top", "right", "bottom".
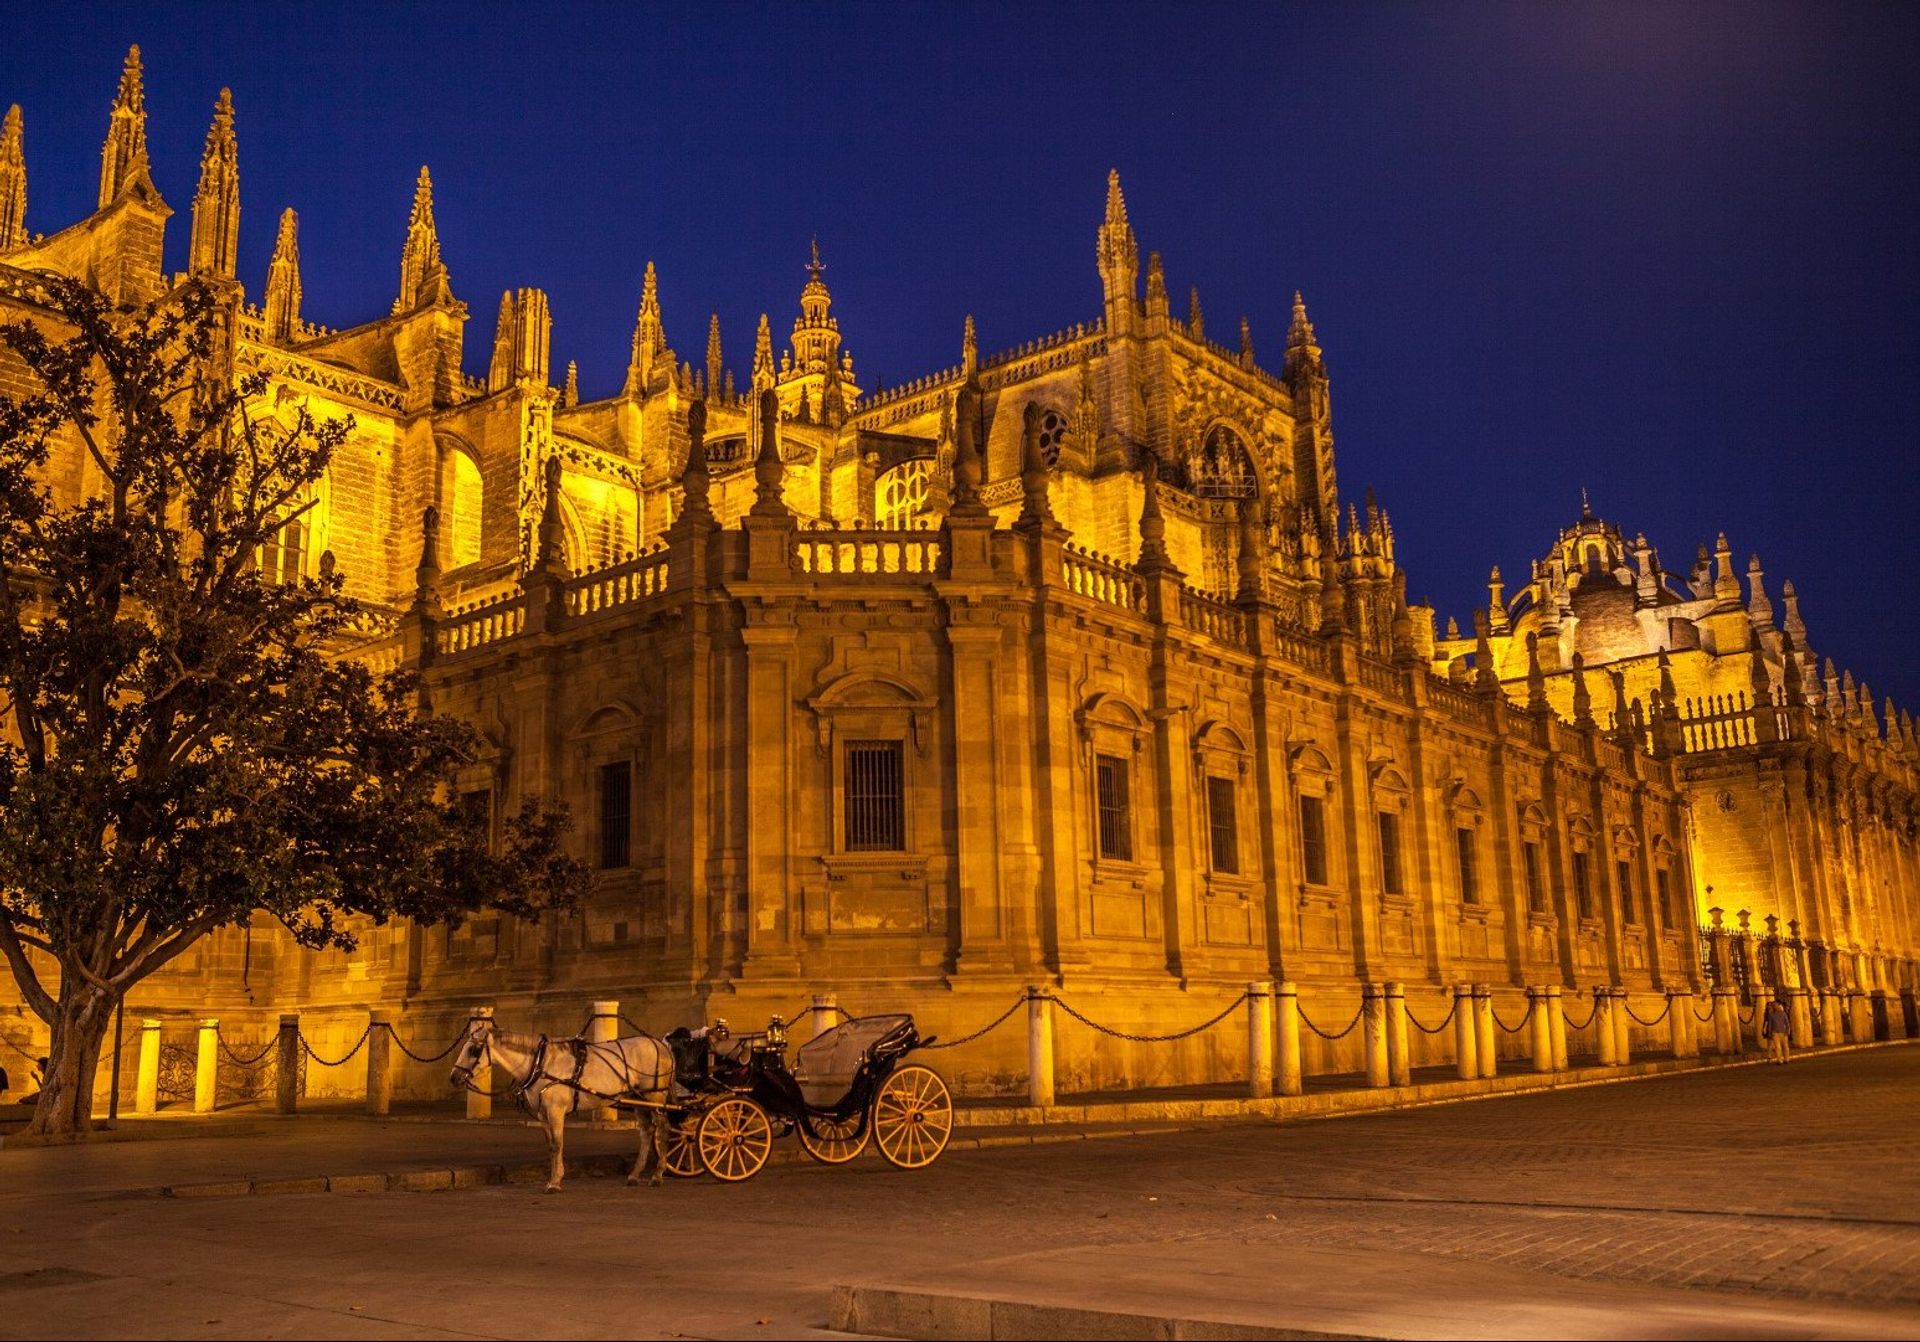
[
  {"left": 0, "top": 1032, "right": 41, "bottom": 1062},
  {"left": 1623, "top": 999, "right": 1671, "bottom": 1028},
  {"left": 216, "top": 1030, "right": 277, "bottom": 1067},
  {"left": 1562, "top": 997, "right": 1601, "bottom": 1032},
  {"left": 922, "top": 994, "right": 1029, "bottom": 1050},
  {"left": 386, "top": 1024, "right": 468, "bottom": 1064},
  {"left": 1403, "top": 997, "right": 1457, "bottom": 1036},
  {"left": 1299, "top": 1002, "right": 1366, "bottom": 1042},
  {"left": 1049, "top": 991, "right": 1249, "bottom": 1044},
  {"left": 1738, "top": 1003, "right": 1757, "bottom": 1024},
  {"left": 1693, "top": 1001, "right": 1717, "bottom": 1023},
  {"left": 1492, "top": 999, "right": 1535, "bottom": 1034},
  {"left": 297, "top": 1024, "right": 373, "bottom": 1068}
]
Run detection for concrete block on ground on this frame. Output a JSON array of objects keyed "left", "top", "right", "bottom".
[
  {"left": 166, "top": 1180, "right": 252, "bottom": 1198},
  {"left": 326, "top": 1173, "right": 387, "bottom": 1194},
  {"left": 390, "top": 1168, "right": 453, "bottom": 1192},
  {"left": 250, "top": 1177, "right": 328, "bottom": 1196}
]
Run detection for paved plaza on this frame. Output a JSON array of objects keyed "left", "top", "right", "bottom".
[{"left": 2, "top": 1048, "right": 1917, "bottom": 1339}]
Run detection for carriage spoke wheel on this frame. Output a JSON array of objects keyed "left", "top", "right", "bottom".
[
  {"left": 797, "top": 1111, "right": 870, "bottom": 1165},
  {"left": 871, "top": 1064, "right": 953, "bottom": 1170},
  {"left": 660, "top": 1114, "right": 703, "bottom": 1179},
  {"left": 696, "top": 1098, "right": 773, "bottom": 1182}
]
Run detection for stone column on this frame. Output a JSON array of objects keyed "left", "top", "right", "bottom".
[
  {"left": 1789, "top": 987, "right": 1814, "bottom": 1049},
  {"left": 365, "top": 1010, "right": 392, "bottom": 1116},
  {"left": 590, "top": 1000, "right": 619, "bottom": 1123},
  {"left": 1363, "top": 984, "right": 1390, "bottom": 1088},
  {"left": 1852, "top": 991, "right": 1873, "bottom": 1044},
  {"left": 1384, "top": 982, "right": 1411, "bottom": 1087},
  {"left": 275, "top": 1014, "right": 299, "bottom": 1115},
  {"left": 1548, "top": 985, "right": 1569, "bottom": 1071},
  {"left": 809, "top": 993, "right": 840, "bottom": 1045},
  {"left": 135, "top": 1019, "right": 161, "bottom": 1114},
  {"left": 1474, "top": 985, "right": 1497, "bottom": 1079},
  {"left": 1454, "top": 983, "right": 1479, "bottom": 1080},
  {"left": 1820, "top": 990, "right": 1843, "bottom": 1046},
  {"left": 1027, "top": 987, "right": 1055, "bottom": 1108},
  {"left": 1247, "top": 982, "right": 1274, "bottom": 1098},
  {"left": 1667, "top": 992, "right": 1691, "bottom": 1059},
  {"left": 465, "top": 1006, "right": 494, "bottom": 1121},
  {"left": 1594, "top": 989, "right": 1617, "bottom": 1066},
  {"left": 1529, "top": 988, "right": 1553, "bottom": 1073},
  {"left": 193, "top": 1019, "right": 218, "bottom": 1114},
  {"left": 1274, "top": 981, "right": 1303, "bottom": 1097},
  {"left": 1612, "top": 989, "right": 1632, "bottom": 1066},
  {"left": 1713, "top": 989, "right": 1741, "bottom": 1055}
]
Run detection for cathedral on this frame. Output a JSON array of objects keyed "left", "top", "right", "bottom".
[{"left": 1, "top": 50, "right": 1915, "bottom": 1100}]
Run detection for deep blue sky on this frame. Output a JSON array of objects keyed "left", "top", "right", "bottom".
[{"left": 5, "top": 4, "right": 1917, "bottom": 709}]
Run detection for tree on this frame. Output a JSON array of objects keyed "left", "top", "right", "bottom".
[{"left": 0, "top": 276, "right": 586, "bottom": 1137}]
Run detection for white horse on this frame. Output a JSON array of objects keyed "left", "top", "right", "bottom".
[{"left": 450, "top": 1018, "right": 674, "bottom": 1192}]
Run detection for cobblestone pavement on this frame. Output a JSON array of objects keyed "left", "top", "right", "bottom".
[{"left": 0, "top": 1047, "right": 1915, "bottom": 1339}]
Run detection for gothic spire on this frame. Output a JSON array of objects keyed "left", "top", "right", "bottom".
[
  {"left": 188, "top": 89, "right": 239, "bottom": 280},
  {"left": 394, "top": 166, "right": 448, "bottom": 312},
  {"left": 1188, "top": 286, "right": 1204, "bottom": 341},
  {"left": 1283, "top": 290, "right": 1323, "bottom": 379},
  {"left": 626, "top": 261, "right": 665, "bottom": 396},
  {"left": 0, "top": 105, "right": 24, "bottom": 252},
  {"left": 563, "top": 360, "right": 579, "bottom": 407},
  {"left": 97, "top": 45, "right": 150, "bottom": 210},
  {"left": 1238, "top": 316, "right": 1253, "bottom": 367},
  {"left": 705, "top": 312, "right": 724, "bottom": 400},
  {"left": 961, "top": 313, "right": 977, "bottom": 377},
  {"left": 263, "top": 207, "right": 302, "bottom": 341},
  {"left": 1097, "top": 169, "right": 1139, "bottom": 329},
  {"left": 752, "top": 312, "right": 774, "bottom": 388}
]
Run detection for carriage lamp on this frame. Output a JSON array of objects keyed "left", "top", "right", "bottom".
[{"left": 763, "top": 1015, "right": 788, "bottom": 1053}]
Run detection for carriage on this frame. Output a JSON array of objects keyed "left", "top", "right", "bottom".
[{"left": 650, "top": 1012, "right": 954, "bottom": 1182}]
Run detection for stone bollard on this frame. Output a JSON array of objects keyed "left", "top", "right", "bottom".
[
  {"left": 1384, "top": 982, "right": 1411, "bottom": 1087},
  {"left": 1247, "top": 982, "right": 1274, "bottom": 1098},
  {"left": 1529, "top": 988, "right": 1553, "bottom": 1073},
  {"left": 1027, "top": 987, "right": 1055, "bottom": 1108},
  {"left": 366, "top": 1010, "right": 393, "bottom": 1116},
  {"left": 1852, "top": 992, "right": 1874, "bottom": 1044},
  {"left": 1716, "top": 990, "right": 1742, "bottom": 1055},
  {"left": 1613, "top": 990, "right": 1632, "bottom": 1066},
  {"left": 135, "top": 1019, "right": 162, "bottom": 1114},
  {"left": 1454, "top": 983, "right": 1479, "bottom": 1080},
  {"left": 1820, "top": 991, "right": 1842, "bottom": 1046},
  {"left": 1363, "top": 984, "right": 1390, "bottom": 1088},
  {"left": 1667, "top": 993, "right": 1690, "bottom": 1059},
  {"left": 1594, "top": 989, "right": 1617, "bottom": 1067},
  {"left": 590, "top": 1000, "right": 619, "bottom": 1123},
  {"left": 1474, "top": 985, "right": 1497, "bottom": 1079},
  {"left": 1274, "top": 981, "right": 1303, "bottom": 1097},
  {"left": 275, "top": 1014, "right": 299, "bottom": 1115},
  {"left": 810, "top": 993, "right": 840, "bottom": 1045},
  {"left": 1789, "top": 988, "right": 1814, "bottom": 1050},
  {"left": 1548, "top": 986, "right": 1569, "bottom": 1071},
  {"left": 465, "top": 1006, "right": 494, "bottom": 1121},
  {"left": 194, "top": 1019, "right": 219, "bottom": 1114}
]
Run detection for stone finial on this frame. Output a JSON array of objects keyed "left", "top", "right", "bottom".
[
  {"left": 1712, "top": 532, "right": 1740, "bottom": 604},
  {"left": 949, "top": 385, "right": 985, "bottom": 515},
  {"left": 1781, "top": 577, "right": 1807, "bottom": 644},
  {"left": 680, "top": 399, "right": 710, "bottom": 518},
  {"left": 98, "top": 45, "right": 150, "bottom": 210},
  {"left": 1526, "top": 632, "right": 1548, "bottom": 716},
  {"left": 1136, "top": 455, "right": 1168, "bottom": 568},
  {"left": 626, "top": 261, "right": 665, "bottom": 395},
  {"left": 1283, "top": 291, "right": 1322, "bottom": 380},
  {"left": 751, "top": 312, "right": 774, "bottom": 389},
  {"left": 1746, "top": 554, "right": 1774, "bottom": 629},
  {"left": 1390, "top": 572, "right": 1416, "bottom": 663},
  {"left": 536, "top": 455, "right": 569, "bottom": 575},
  {"left": 1570, "top": 651, "right": 1593, "bottom": 727},
  {"left": 1487, "top": 564, "right": 1509, "bottom": 633},
  {"left": 263, "top": 207, "right": 302, "bottom": 341},
  {"left": 961, "top": 313, "right": 977, "bottom": 377},
  {"left": 1238, "top": 315, "right": 1253, "bottom": 367},
  {"left": 563, "top": 360, "right": 579, "bottom": 407},
  {"left": 414, "top": 504, "right": 442, "bottom": 607},
  {"left": 1780, "top": 628, "right": 1806, "bottom": 707},
  {"left": 0, "top": 105, "right": 24, "bottom": 252},
  {"left": 1658, "top": 647, "right": 1679, "bottom": 710},
  {"left": 1317, "top": 539, "right": 1346, "bottom": 635},
  {"left": 1188, "top": 286, "right": 1204, "bottom": 341},
  {"left": 1610, "top": 669, "right": 1632, "bottom": 742},
  {"left": 395, "top": 166, "right": 450, "bottom": 312},
  {"left": 1144, "top": 251, "right": 1168, "bottom": 316},
  {"left": 188, "top": 89, "right": 239, "bottom": 280},
  {"left": 1474, "top": 608, "right": 1499, "bottom": 692},
  {"left": 1236, "top": 496, "right": 1266, "bottom": 603},
  {"left": 750, "top": 388, "right": 787, "bottom": 516},
  {"left": 705, "top": 312, "right": 724, "bottom": 401},
  {"left": 1017, "top": 401, "right": 1056, "bottom": 528}
]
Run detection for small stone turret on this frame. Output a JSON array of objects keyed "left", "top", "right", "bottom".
[
  {"left": 188, "top": 89, "right": 239, "bottom": 281},
  {"left": 263, "top": 208, "right": 301, "bottom": 341},
  {"left": 0, "top": 105, "right": 24, "bottom": 252},
  {"left": 98, "top": 45, "right": 150, "bottom": 210},
  {"left": 1097, "top": 170, "right": 1138, "bottom": 336}
]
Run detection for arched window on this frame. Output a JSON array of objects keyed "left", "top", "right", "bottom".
[
  {"left": 1175, "top": 427, "right": 1258, "bottom": 499},
  {"left": 876, "top": 459, "right": 934, "bottom": 530},
  {"left": 257, "top": 513, "right": 306, "bottom": 585},
  {"left": 442, "top": 448, "right": 484, "bottom": 569},
  {"left": 1037, "top": 410, "right": 1068, "bottom": 467}
]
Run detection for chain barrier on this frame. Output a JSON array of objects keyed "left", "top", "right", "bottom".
[
  {"left": 1738, "top": 1003, "right": 1757, "bottom": 1024},
  {"left": 386, "top": 1025, "right": 468, "bottom": 1065},
  {"left": 297, "top": 1023, "right": 373, "bottom": 1069},
  {"left": 1622, "top": 999, "right": 1671, "bottom": 1028},
  {"left": 1561, "top": 995, "right": 1601, "bottom": 1032},
  {"left": 1492, "top": 999, "right": 1535, "bottom": 1034},
  {"left": 1049, "top": 991, "right": 1249, "bottom": 1044},
  {"left": 922, "top": 994, "right": 1029, "bottom": 1050},
  {"left": 215, "top": 1030, "right": 277, "bottom": 1068},
  {"left": 1693, "top": 1000, "right": 1717, "bottom": 1023},
  {"left": 1403, "top": 997, "right": 1457, "bottom": 1036},
  {"left": 1299, "top": 1001, "right": 1366, "bottom": 1042},
  {"left": 0, "top": 1032, "right": 41, "bottom": 1063}
]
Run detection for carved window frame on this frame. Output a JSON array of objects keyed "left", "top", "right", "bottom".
[
  {"left": 1287, "top": 742, "right": 1339, "bottom": 898},
  {"left": 1192, "top": 721, "right": 1252, "bottom": 889},
  {"left": 1077, "top": 694, "right": 1150, "bottom": 878}
]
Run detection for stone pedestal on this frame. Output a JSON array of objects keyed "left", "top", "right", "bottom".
[
  {"left": 134, "top": 1019, "right": 161, "bottom": 1114},
  {"left": 193, "top": 1019, "right": 218, "bottom": 1114},
  {"left": 1274, "top": 982, "right": 1303, "bottom": 1097},
  {"left": 1454, "top": 983, "right": 1479, "bottom": 1080}
]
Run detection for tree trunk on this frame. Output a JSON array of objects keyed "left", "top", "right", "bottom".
[{"left": 26, "top": 985, "right": 116, "bottom": 1138}]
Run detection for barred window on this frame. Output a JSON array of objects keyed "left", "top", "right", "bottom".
[
  {"left": 1095, "top": 754, "right": 1132, "bottom": 862},
  {"left": 1523, "top": 841, "right": 1547, "bottom": 914},
  {"left": 598, "top": 761, "right": 631, "bottom": 870},
  {"left": 844, "top": 740, "right": 905, "bottom": 851},
  {"left": 257, "top": 515, "right": 306, "bottom": 585},
  {"left": 1206, "top": 776, "right": 1239, "bottom": 875},
  {"left": 1377, "top": 812, "right": 1404, "bottom": 895},
  {"left": 1656, "top": 867, "right": 1675, "bottom": 926},
  {"left": 1572, "top": 849, "right": 1594, "bottom": 920},
  {"left": 1299, "top": 794, "right": 1329, "bottom": 887},
  {"left": 1617, "top": 859, "right": 1637, "bottom": 924},
  {"left": 1457, "top": 827, "right": 1478, "bottom": 904}
]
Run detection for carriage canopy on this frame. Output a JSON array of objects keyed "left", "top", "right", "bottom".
[{"left": 793, "top": 1014, "right": 913, "bottom": 1108}]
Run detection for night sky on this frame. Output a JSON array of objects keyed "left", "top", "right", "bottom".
[{"left": 4, "top": 4, "right": 1916, "bottom": 708}]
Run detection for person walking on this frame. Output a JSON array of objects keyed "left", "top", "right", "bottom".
[{"left": 1762, "top": 996, "right": 1792, "bottom": 1064}]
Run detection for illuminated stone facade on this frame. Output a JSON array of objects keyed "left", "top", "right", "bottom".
[{"left": 1, "top": 52, "right": 1915, "bottom": 1099}]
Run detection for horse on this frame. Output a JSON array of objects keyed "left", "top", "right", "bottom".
[{"left": 449, "top": 1017, "right": 674, "bottom": 1192}]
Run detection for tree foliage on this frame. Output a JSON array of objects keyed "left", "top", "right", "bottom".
[{"left": 0, "top": 276, "right": 585, "bottom": 1135}]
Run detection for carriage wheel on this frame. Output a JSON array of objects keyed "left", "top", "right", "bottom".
[
  {"left": 797, "top": 1111, "right": 871, "bottom": 1165},
  {"left": 660, "top": 1114, "right": 703, "bottom": 1179},
  {"left": 871, "top": 1064, "right": 953, "bottom": 1170},
  {"left": 696, "top": 1098, "right": 773, "bottom": 1182}
]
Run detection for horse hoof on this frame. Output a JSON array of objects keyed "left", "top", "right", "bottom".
[
  {"left": 544, "top": 1184, "right": 561, "bottom": 1195},
  {"left": 649, "top": 1174, "right": 664, "bottom": 1188},
  {"left": 625, "top": 1176, "right": 640, "bottom": 1187}
]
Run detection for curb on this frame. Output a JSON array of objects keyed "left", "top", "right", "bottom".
[{"left": 829, "top": 1283, "right": 1378, "bottom": 1342}]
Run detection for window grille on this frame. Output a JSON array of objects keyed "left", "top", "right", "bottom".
[
  {"left": 1377, "top": 812, "right": 1404, "bottom": 895},
  {"left": 1523, "top": 841, "right": 1547, "bottom": 913},
  {"left": 1206, "top": 776, "right": 1239, "bottom": 875},
  {"left": 1656, "top": 867, "right": 1675, "bottom": 927},
  {"left": 1457, "top": 827, "right": 1478, "bottom": 904},
  {"left": 1299, "top": 794, "right": 1329, "bottom": 886},
  {"left": 844, "top": 740, "right": 905, "bottom": 851},
  {"left": 1617, "top": 859, "right": 1637, "bottom": 924},
  {"left": 598, "top": 761, "right": 632, "bottom": 870},
  {"left": 1572, "top": 850, "right": 1594, "bottom": 920},
  {"left": 1095, "top": 754, "right": 1132, "bottom": 862}
]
